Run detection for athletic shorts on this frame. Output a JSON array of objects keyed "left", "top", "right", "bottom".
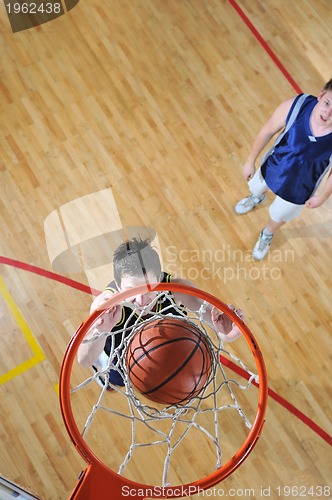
[
  {"left": 94, "top": 351, "right": 125, "bottom": 387},
  {"left": 248, "top": 168, "right": 304, "bottom": 223}
]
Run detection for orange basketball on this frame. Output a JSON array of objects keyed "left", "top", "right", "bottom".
[{"left": 126, "top": 318, "right": 212, "bottom": 405}]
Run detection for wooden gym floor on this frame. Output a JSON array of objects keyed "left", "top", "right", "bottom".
[{"left": 0, "top": 0, "right": 331, "bottom": 498}]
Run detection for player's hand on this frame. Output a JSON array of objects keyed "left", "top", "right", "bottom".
[
  {"left": 242, "top": 162, "right": 256, "bottom": 181},
  {"left": 305, "top": 196, "right": 324, "bottom": 209},
  {"left": 90, "top": 291, "right": 122, "bottom": 332},
  {"left": 211, "top": 305, "right": 244, "bottom": 342},
  {"left": 94, "top": 304, "right": 122, "bottom": 332}
]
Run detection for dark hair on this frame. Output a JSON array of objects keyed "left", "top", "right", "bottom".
[
  {"left": 322, "top": 78, "right": 332, "bottom": 92},
  {"left": 113, "top": 237, "right": 162, "bottom": 287}
]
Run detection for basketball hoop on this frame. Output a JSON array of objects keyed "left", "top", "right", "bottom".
[{"left": 60, "top": 283, "right": 268, "bottom": 499}]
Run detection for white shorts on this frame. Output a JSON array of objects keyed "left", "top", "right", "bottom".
[{"left": 248, "top": 169, "right": 304, "bottom": 223}]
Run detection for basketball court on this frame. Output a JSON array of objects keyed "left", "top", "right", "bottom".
[{"left": 0, "top": 0, "right": 331, "bottom": 498}]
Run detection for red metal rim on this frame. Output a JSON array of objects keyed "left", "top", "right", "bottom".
[{"left": 59, "top": 283, "right": 268, "bottom": 497}]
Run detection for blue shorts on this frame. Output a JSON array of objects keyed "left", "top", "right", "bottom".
[
  {"left": 92, "top": 352, "right": 125, "bottom": 387},
  {"left": 107, "top": 367, "right": 125, "bottom": 386}
]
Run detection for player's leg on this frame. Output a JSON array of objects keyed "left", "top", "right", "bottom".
[
  {"left": 92, "top": 351, "right": 125, "bottom": 389},
  {"left": 235, "top": 169, "right": 268, "bottom": 214},
  {"left": 252, "top": 197, "right": 304, "bottom": 260},
  {"left": 252, "top": 220, "right": 284, "bottom": 261}
]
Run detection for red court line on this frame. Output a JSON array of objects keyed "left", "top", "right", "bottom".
[
  {"left": 228, "top": 0, "right": 303, "bottom": 94},
  {"left": 1, "top": 255, "right": 331, "bottom": 447},
  {"left": 0, "top": 256, "right": 100, "bottom": 296},
  {"left": 224, "top": 4, "right": 332, "bottom": 443},
  {"left": 225, "top": 1, "right": 331, "bottom": 445},
  {"left": 221, "top": 355, "right": 332, "bottom": 447}
]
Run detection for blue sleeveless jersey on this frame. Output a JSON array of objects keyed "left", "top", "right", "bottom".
[{"left": 261, "top": 94, "right": 332, "bottom": 204}]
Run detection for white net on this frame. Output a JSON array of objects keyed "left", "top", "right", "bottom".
[{"left": 69, "top": 290, "right": 263, "bottom": 487}]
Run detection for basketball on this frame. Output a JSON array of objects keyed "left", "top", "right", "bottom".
[{"left": 126, "top": 317, "right": 212, "bottom": 405}]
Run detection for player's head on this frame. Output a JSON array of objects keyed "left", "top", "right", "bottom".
[
  {"left": 322, "top": 78, "right": 332, "bottom": 93},
  {"left": 113, "top": 237, "right": 162, "bottom": 289},
  {"left": 316, "top": 78, "right": 332, "bottom": 128}
]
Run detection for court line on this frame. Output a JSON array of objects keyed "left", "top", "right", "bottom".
[
  {"left": 0, "top": 275, "right": 45, "bottom": 384},
  {"left": 0, "top": 256, "right": 99, "bottom": 296},
  {"left": 0, "top": 255, "right": 331, "bottom": 447},
  {"left": 221, "top": 355, "right": 331, "bottom": 447},
  {"left": 228, "top": 0, "right": 303, "bottom": 93},
  {"left": 225, "top": 1, "right": 331, "bottom": 447}
]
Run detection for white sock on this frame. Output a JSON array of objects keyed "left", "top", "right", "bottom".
[
  {"left": 251, "top": 194, "right": 265, "bottom": 202},
  {"left": 262, "top": 227, "right": 273, "bottom": 239}
]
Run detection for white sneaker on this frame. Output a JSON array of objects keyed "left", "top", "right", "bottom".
[
  {"left": 97, "top": 351, "right": 110, "bottom": 371},
  {"left": 92, "top": 365, "right": 110, "bottom": 389},
  {"left": 252, "top": 231, "right": 273, "bottom": 261},
  {"left": 235, "top": 194, "right": 266, "bottom": 215},
  {"left": 92, "top": 352, "right": 113, "bottom": 390}
]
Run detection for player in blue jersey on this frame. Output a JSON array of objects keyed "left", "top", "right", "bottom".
[
  {"left": 78, "top": 237, "right": 244, "bottom": 388},
  {"left": 235, "top": 78, "right": 332, "bottom": 260}
]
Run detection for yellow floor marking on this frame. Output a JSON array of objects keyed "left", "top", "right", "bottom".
[{"left": 0, "top": 275, "right": 46, "bottom": 384}]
